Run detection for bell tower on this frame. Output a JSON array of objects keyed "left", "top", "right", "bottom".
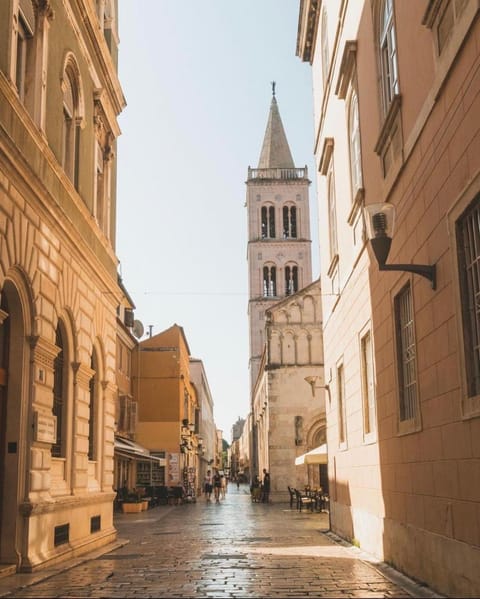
[{"left": 246, "top": 84, "right": 312, "bottom": 394}]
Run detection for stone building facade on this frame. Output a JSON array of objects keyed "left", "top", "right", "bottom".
[
  {"left": 297, "top": 0, "right": 480, "bottom": 596},
  {"left": 134, "top": 325, "right": 203, "bottom": 498},
  {"left": 189, "top": 357, "right": 216, "bottom": 494},
  {"left": 0, "top": 0, "right": 125, "bottom": 572}
]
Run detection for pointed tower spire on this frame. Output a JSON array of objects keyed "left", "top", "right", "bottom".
[{"left": 257, "top": 84, "right": 295, "bottom": 169}]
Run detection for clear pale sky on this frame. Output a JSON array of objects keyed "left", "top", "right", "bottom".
[{"left": 116, "top": 1, "right": 319, "bottom": 442}]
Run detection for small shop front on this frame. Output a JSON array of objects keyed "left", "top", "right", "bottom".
[{"left": 114, "top": 436, "right": 166, "bottom": 511}]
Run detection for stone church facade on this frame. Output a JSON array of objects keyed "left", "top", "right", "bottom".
[{"left": 252, "top": 280, "right": 325, "bottom": 502}]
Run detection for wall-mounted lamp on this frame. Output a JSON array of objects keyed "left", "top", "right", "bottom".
[
  {"left": 304, "top": 375, "right": 331, "bottom": 402},
  {"left": 364, "top": 203, "right": 436, "bottom": 289}
]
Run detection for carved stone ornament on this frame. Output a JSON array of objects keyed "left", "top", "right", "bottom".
[{"left": 33, "top": 0, "right": 55, "bottom": 21}]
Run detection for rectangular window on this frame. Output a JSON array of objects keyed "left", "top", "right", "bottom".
[
  {"left": 395, "top": 284, "right": 419, "bottom": 423},
  {"left": 95, "top": 141, "right": 105, "bottom": 230},
  {"left": 456, "top": 196, "right": 480, "bottom": 399},
  {"left": 327, "top": 165, "right": 338, "bottom": 261},
  {"left": 436, "top": 0, "right": 468, "bottom": 54},
  {"left": 361, "top": 330, "right": 376, "bottom": 437},
  {"left": 15, "top": 16, "right": 30, "bottom": 102},
  {"left": 337, "top": 363, "right": 346, "bottom": 445}
]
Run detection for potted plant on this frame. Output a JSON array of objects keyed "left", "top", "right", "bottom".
[{"left": 121, "top": 491, "right": 144, "bottom": 513}]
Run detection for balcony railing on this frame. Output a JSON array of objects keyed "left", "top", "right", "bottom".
[{"left": 248, "top": 166, "right": 308, "bottom": 181}]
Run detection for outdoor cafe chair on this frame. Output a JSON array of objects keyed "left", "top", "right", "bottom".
[{"left": 294, "top": 488, "right": 315, "bottom": 512}]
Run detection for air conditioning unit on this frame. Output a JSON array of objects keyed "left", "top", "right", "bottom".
[{"left": 124, "top": 308, "right": 134, "bottom": 328}]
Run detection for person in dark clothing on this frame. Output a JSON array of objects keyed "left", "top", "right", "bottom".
[
  {"left": 250, "top": 475, "right": 261, "bottom": 502},
  {"left": 213, "top": 469, "right": 222, "bottom": 503},
  {"left": 262, "top": 468, "right": 271, "bottom": 503}
]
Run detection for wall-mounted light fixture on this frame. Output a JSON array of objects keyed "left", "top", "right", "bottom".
[
  {"left": 304, "top": 375, "right": 331, "bottom": 402},
  {"left": 363, "top": 203, "right": 436, "bottom": 289}
]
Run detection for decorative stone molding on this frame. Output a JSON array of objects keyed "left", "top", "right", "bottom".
[
  {"left": 27, "top": 335, "right": 60, "bottom": 368},
  {"left": 296, "top": 0, "right": 320, "bottom": 64},
  {"left": 71, "top": 361, "right": 94, "bottom": 387},
  {"left": 319, "top": 137, "right": 334, "bottom": 176},
  {"left": 19, "top": 490, "right": 116, "bottom": 516},
  {"left": 33, "top": 0, "right": 55, "bottom": 21},
  {"left": 335, "top": 40, "right": 357, "bottom": 99}
]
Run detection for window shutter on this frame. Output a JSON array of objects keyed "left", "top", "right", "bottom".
[
  {"left": 118, "top": 395, "right": 127, "bottom": 431},
  {"left": 128, "top": 400, "right": 137, "bottom": 434}
]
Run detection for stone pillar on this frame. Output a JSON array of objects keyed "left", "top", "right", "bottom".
[
  {"left": 71, "top": 361, "right": 94, "bottom": 492},
  {"left": 101, "top": 379, "right": 116, "bottom": 492},
  {"left": 28, "top": 334, "right": 60, "bottom": 499}
]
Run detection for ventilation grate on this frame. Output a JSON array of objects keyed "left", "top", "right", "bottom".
[{"left": 54, "top": 523, "right": 69, "bottom": 546}]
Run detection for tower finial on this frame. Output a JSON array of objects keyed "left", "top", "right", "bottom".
[{"left": 271, "top": 81, "right": 276, "bottom": 97}]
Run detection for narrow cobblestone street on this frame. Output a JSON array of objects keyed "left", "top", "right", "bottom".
[{"left": 0, "top": 484, "right": 443, "bottom": 598}]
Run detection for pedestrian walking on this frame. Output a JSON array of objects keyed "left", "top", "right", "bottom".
[
  {"left": 220, "top": 473, "right": 227, "bottom": 499},
  {"left": 213, "top": 468, "right": 222, "bottom": 503},
  {"left": 262, "top": 468, "right": 271, "bottom": 503},
  {"left": 204, "top": 469, "right": 213, "bottom": 502}
]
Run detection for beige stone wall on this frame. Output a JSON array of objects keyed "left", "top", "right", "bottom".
[
  {"left": 299, "top": 0, "right": 480, "bottom": 595},
  {"left": 0, "top": 0, "right": 124, "bottom": 572}
]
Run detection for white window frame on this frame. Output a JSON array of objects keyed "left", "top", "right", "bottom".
[
  {"left": 393, "top": 282, "right": 422, "bottom": 434},
  {"left": 379, "top": 0, "right": 399, "bottom": 115},
  {"left": 348, "top": 90, "right": 363, "bottom": 196},
  {"left": 447, "top": 179, "right": 480, "bottom": 419},
  {"left": 360, "top": 325, "right": 377, "bottom": 443}
]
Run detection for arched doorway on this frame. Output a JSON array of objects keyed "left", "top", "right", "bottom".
[
  {"left": 306, "top": 422, "right": 327, "bottom": 491},
  {"left": 0, "top": 277, "right": 31, "bottom": 567}
]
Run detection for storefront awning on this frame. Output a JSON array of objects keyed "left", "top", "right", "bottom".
[
  {"left": 295, "top": 444, "right": 328, "bottom": 466},
  {"left": 114, "top": 437, "right": 165, "bottom": 466}
]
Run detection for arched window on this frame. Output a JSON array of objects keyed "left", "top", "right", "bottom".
[
  {"left": 261, "top": 205, "right": 275, "bottom": 238},
  {"left": 263, "top": 265, "right": 276, "bottom": 297},
  {"left": 379, "top": 0, "right": 399, "bottom": 114},
  {"left": 283, "top": 205, "right": 297, "bottom": 238},
  {"left": 52, "top": 324, "right": 67, "bottom": 457},
  {"left": 348, "top": 91, "right": 363, "bottom": 195},
  {"left": 285, "top": 265, "right": 298, "bottom": 296},
  {"left": 61, "top": 59, "right": 82, "bottom": 188},
  {"left": 88, "top": 350, "right": 98, "bottom": 461}
]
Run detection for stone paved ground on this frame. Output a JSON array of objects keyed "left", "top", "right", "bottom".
[{"left": 0, "top": 484, "right": 443, "bottom": 598}]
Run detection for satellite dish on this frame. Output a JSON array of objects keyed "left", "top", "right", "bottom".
[{"left": 132, "top": 320, "right": 144, "bottom": 339}]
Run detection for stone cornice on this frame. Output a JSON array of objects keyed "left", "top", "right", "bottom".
[
  {"left": 67, "top": 0, "right": 126, "bottom": 116},
  {"left": 19, "top": 490, "right": 116, "bottom": 516},
  {"left": 296, "top": 0, "right": 321, "bottom": 64}
]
